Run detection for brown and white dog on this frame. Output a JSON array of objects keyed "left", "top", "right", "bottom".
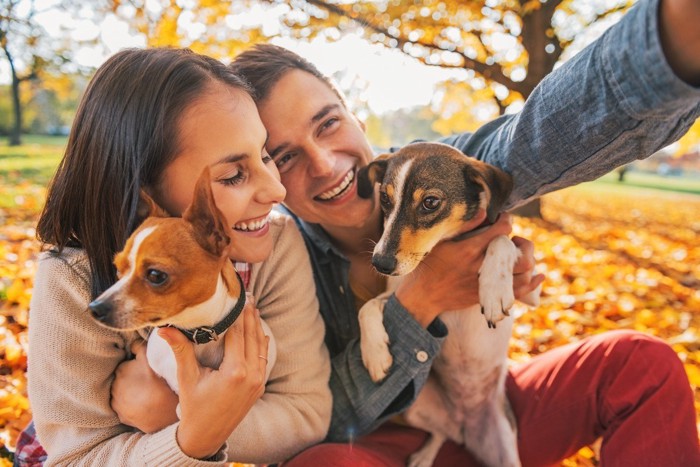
[
  {"left": 88, "top": 168, "right": 275, "bottom": 396},
  {"left": 357, "top": 142, "right": 540, "bottom": 467}
]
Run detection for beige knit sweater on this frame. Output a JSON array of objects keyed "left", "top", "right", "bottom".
[{"left": 27, "top": 212, "right": 331, "bottom": 466}]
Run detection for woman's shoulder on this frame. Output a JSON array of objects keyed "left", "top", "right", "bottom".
[{"left": 36, "top": 246, "right": 92, "bottom": 289}]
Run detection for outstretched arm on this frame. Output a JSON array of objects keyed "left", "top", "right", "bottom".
[{"left": 441, "top": 0, "right": 700, "bottom": 209}]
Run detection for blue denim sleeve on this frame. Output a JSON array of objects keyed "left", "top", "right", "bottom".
[
  {"left": 440, "top": 0, "right": 700, "bottom": 210},
  {"left": 326, "top": 295, "right": 446, "bottom": 442}
]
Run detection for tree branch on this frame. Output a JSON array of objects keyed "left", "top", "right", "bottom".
[{"left": 301, "top": 0, "right": 526, "bottom": 94}]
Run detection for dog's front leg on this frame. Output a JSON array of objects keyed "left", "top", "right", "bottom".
[
  {"left": 358, "top": 292, "right": 394, "bottom": 382},
  {"left": 479, "top": 235, "right": 519, "bottom": 328}
]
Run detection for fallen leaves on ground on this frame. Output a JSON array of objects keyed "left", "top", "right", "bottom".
[{"left": 1, "top": 181, "right": 698, "bottom": 466}]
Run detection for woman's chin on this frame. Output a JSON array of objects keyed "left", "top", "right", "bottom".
[{"left": 228, "top": 236, "right": 274, "bottom": 265}]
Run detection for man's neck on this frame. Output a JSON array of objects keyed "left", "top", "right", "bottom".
[{"left": 321, "top": 205, "right": 383, "bottom": 258}]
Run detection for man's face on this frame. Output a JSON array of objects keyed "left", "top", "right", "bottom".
[{"left": 257, "top": 69, "right": 377, "bottom": 229}]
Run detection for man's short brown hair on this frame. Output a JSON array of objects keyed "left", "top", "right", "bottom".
[{"left": 230, "top": 43, "right": 346, "bottom": 106}]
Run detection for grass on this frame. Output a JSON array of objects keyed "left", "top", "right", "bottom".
[
  {"left": 0, "top": 135, "right": 66, "bottom": 209},
  {"left": 594, "top": 170, "right": 700, "bottom": 195}
]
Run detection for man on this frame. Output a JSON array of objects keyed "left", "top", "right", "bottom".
[{"left": 230, "top": 0, "right": 700, "bottom": 464}]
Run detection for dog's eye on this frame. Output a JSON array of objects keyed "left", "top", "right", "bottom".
[
  {"left": 145, "top": 269, "right": 168, "bottom": 286},
  {"left": 380, "top": 191, "right": 391, "bottom": 208},
  {"left": 421, "top": 196, "right": 441, "bottom": 212}
]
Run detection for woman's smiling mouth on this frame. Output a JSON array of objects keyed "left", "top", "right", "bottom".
[
  {"left": 234, "top": 215, "right": 269, "bottom": 232},
  {"left": 316, "top": 170, "right": 355, "bottom": 201}
]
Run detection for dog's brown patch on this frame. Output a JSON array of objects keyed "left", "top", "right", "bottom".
[{"left": 394, "top": 203, "right": 468, "bottom": 272}]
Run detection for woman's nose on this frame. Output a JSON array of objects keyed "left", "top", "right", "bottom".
[{"left": 258, "top": 166, "right": 286, "bottom": 204}]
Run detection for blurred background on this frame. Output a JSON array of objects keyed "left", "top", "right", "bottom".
[{"left": 1, "top": 1, "right": 699, "bottom": 465}]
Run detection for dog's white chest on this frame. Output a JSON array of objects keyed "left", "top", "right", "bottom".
[{"left": 146, "top": 319, "right": 276, "bottom": 395}]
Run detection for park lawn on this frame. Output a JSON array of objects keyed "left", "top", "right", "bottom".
[{"left": 595, "top": 170, "right": 700, "bottom": 195}]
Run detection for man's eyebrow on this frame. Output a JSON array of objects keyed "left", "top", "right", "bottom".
[
  {"left": 311, "top": 104, "right": 339, "bottom": 123},
  {"left": 269, "top": 104, "right": 340, "bottom": 158}
]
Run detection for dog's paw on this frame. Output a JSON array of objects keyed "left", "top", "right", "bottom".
[
  {"left": 359, "top": 298, "right": 393, "bottom": 382},
  {"left": 407, "top": 451, "right": 436, "bottom": 467},
  {"left": 361, "top": 330, "right": 393, "bottom": 382},
  {"left": 407, "top": 433, "right": 445, "bottom": 467},
  {"left": 479, "top": 236, "right": 518, "bottom": 328},
  {"left": 480, "top": 288, "right": 514, "bottom": 329}
]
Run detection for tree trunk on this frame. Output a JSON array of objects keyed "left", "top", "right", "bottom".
[{"left": 4, "top": 46, "right": 23, "bottom": 146}]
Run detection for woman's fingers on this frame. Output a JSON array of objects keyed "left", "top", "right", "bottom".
[
  {"left": 129, "top": 338, "right": 147, "bottom": 358},
  {"left": 158, "top": 326, "right": 200, "bottom": 386}
]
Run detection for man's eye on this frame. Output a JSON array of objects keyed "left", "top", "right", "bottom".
[
  {"left": 421, "top": 196, "right": 441, "bottom": 212},
  {"left": 275, "top": 152, "right": 297, "bottom": 173},
  {"left": 145, "top": 269, "right": 168, "bottom": 286},
  {"left": 320, "top": 117, "right": 338, "bottom": 133}
]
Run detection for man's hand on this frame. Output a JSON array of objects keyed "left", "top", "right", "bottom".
[
  {"left": 659, "top": 0, "right": 700, "bottom": 86},
  {"left": 111, "top": 339, "right": 179, "bottom": 433},
  {"left": 395, "top": 214, "right": 544, "bottom": 327}
]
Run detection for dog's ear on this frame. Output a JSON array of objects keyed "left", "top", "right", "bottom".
[
  {"left": 183, "top": 167, "right": 231, "bottom": 257},
  {"left": 137, "top": 190, "right": 169, "bottom": 220},
  {"left": 357, "top": 154, "right": 391, "bottom": 198},
  {"left": 465, "top": 160, "right": 513, "bottom": 223}
]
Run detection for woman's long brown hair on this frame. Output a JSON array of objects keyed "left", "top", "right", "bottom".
[{"left": 36, "top": 48, "right": 251, "bottom": 298}]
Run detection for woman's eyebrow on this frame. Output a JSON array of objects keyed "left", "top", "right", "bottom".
[{"left": 215, "top": 153, "right": 247, "bottom": 165}]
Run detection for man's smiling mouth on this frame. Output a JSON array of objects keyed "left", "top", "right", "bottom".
[{"left": 316, "top": 170, "right": 355, "bottom": 201}]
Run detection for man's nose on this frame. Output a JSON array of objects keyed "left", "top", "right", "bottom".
[{"left": 307, "top": 145, "right": 335, "bottom": 177}]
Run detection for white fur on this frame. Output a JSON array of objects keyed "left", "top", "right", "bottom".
[
  {"left": 359, "top": 235, "right": 541, "bottom": 467},
  {"left": 374, "top": 159, "right": 412, "bottom": 257}
]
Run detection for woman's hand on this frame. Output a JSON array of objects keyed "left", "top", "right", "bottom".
[
  {"left": 159, "top": 303, "right": 269, "bottom": 460},
  {"left": 111, "top": 339, "right": 179, "bottom": 433}
]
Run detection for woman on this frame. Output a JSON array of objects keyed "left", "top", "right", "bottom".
[{"left": 24, "top": 48, "right": 331, "bottom": 465}]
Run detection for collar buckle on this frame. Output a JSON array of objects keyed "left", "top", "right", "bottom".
[{"left": 191, "top": 327, "right": 218, "bottom": 343}]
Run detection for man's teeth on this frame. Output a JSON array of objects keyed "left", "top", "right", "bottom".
[
  {"left": 318, "top": 171, "right": 354, "bottom": 201},
  {"left": 234, "top": 217, "right": 268, "bottom": 231}
]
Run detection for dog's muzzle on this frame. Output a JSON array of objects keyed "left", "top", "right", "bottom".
[
  {"left": 89, "top": 299, "right": 114, "bottom": 322},
  {"left": 372, "top": 254, "right": 397, "bottom": 276}
]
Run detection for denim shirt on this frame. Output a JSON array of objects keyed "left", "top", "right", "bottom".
[{"left": 284, "top": 0, "right": 700, "bottom": 443}]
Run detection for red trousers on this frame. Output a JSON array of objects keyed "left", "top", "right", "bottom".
[{"left": 286, "top": 330, "right": 700, "bottom": 466}]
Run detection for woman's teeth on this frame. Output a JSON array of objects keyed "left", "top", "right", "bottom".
[
  {"left": 234, "top": 217, "right": 268, "bottom": 232},
  {"left": 318, "top": 170, "right": 354, "bottom": 201}
]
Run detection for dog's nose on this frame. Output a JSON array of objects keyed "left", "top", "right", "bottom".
[
  {"left": 89, "top": 299, "right": 114, "bottom": 322},
  {"left": 372, "top": 254, "right": 397, "bottom": 275}
]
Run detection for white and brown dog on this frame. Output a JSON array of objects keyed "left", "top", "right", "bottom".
[
  {"left": 89, "top": 168, "right": 275, "bottom": 396},
  {"left": 357, "top": 142, "right": 540, "bottom": 467}
]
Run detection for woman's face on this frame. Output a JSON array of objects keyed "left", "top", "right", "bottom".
[{"left": 157, "top": 82, "right": 286, "bottom": 264}]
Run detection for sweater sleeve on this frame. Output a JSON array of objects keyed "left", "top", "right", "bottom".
[
  {"left": 28, "top": 250, "right": 226, "bottom": 466},
  {"left": 224, "top": 214, "right": 332, "bottom": 463}
]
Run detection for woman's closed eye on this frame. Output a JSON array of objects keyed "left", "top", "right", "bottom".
[{"left": 220, "top": 169, "right": 244, "bottom": 186}]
